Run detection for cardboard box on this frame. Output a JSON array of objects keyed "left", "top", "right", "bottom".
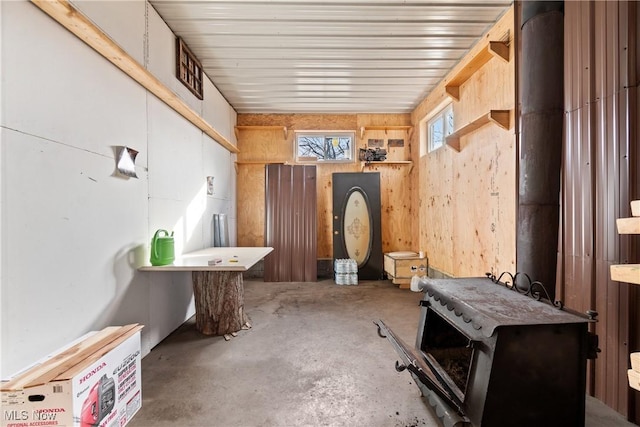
[
  {"left": 1, "top": 324, "right": 143, "bottom": 427},
  {"left": 384, "top": 252, "right": 428, "bottom": 288}
]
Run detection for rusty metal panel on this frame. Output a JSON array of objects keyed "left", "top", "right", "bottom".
[{"left": 265, "top": 164, "right": 317, "bottom": 282}]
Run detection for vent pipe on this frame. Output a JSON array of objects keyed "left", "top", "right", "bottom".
[{"left": 517, "top": 1, "right": 564, "bottom": 299}]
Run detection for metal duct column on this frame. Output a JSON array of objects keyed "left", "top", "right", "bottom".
[
  {"left": 212, "top": 213, "right": 229, "bottom": 247},
  {"left": 517, "top": 1, "right": 564, "bottom": 299}
]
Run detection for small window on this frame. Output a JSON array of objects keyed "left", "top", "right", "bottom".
[
  {"left": 428, "top": 104, "right": 454, "bottom": 152},
  {"left": 295, "top": 132, "right": 355, "bottom": 163},
  {"left": 176, "top": 37, "right": 203, "bottom": 100}
]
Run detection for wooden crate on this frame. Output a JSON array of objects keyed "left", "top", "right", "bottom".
[{"left": 384, "top": 252, "right": 428, "bottom": 288}]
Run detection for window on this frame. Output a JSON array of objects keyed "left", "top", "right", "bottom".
[
  {"left": 428, "top": 104, "right": 454, "bottom": 152},
  {"left": 176, "top": 37, "right": 203, "bottom": 99},
  {"left": 295, "top": 132, "right": 355, "bottom": 163}
]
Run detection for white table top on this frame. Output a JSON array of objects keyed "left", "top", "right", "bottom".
[{"left": 138, "top": 247, "right": 273, "bottom": 272}]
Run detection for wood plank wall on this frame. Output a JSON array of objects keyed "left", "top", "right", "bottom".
[
  {"left": 411, "top": 7, "right": 516, "bottom": 278},
  {"left": 236, "top": 114, "right": 413, "bottom": 259}
]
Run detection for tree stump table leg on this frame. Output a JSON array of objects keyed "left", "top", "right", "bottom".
[{"left": 191, "top": 271, "right": 249, "bottom": 335}]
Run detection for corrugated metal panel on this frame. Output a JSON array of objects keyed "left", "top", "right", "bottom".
[
  {"left": 264, "top": 165, "right": 317, "bottom": 282},
  {"left": 563, "top": 0, "right": 639, "bottom": 420},
  {"left": 148, "top": 0, "right": 512, "bottom": 113}
]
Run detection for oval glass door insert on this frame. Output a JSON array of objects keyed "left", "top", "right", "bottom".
[{"left": 342, "top": 187, "right": 373, "bottom": 266}]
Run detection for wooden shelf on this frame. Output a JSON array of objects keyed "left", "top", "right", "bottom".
[
  {"left": 235, "top": 161, "right": 287, "bottom": 165},
  {"left": 359, "top": 125, "right": 413, "bottom": 139},
  {"left": 617, "top": 217, "right": 640, "bottom": 234},
  {"left": 234, "top": 126, "right": 288, "bottom": 140},
  {"left": 612, "top": 200, "right": 640, "bottom": 289},
  {"left": 611, "top": 264, "right": 640, "bottom": 285},
  {"left": 612, "top": 201, "right": 640, "bottom": 390},
  {"left": 445, "top": 110, "right": 510, "bottom": 152},
  {"left": 445, "top": 41, "right": 510, "bottom": 101},
  {"left": 360, "top": 160, "right": 413, "bottom": 172}
]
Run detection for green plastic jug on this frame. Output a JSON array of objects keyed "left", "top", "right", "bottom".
[{"left": 150, "top": 229, "right": 175, "bottom": 266}]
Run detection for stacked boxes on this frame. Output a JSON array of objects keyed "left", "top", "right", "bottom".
[
  {"left": 1, "top": 324, "right": 143, "bottom": 427},
  {"left": 629, "top": 353, "right": 640, "bottom": 391},
  {"left": 334, "top": 259, "right": 358, "bottom": 285}
]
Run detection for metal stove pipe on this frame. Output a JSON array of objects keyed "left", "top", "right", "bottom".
[{"left": 517, "top": 1, "right": 564, "bottom": 299}]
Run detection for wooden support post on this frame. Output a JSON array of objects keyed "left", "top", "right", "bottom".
[{"left": 192, "top": 271, "right": 249, "bottom": 335}]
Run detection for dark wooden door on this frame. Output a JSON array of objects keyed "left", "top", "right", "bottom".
[{"left": 332, "top": 172, "right": 383, "bottom": 280}]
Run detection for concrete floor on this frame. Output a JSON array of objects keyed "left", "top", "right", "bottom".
[{"left": 129, "top": 279, "right": 637, "bottom": 427}]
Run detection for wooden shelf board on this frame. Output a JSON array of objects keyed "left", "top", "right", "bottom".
[
  {"left": 611, "top": 264, "right": 640, "bottom": 285},
  {"left": 360, "top": 125, "right": 413, "bottom": 139},
  {"left": 631, "top": 200, "right": 640, "bottom": 217},
  {"left": 235, "top": 161, "right": 287, "bottom": 165},
  {"left": 616, "top": 217, "right": 640, "bottom": 234},
  {"left": 445, "top": 110, "right": 510, "bottom": 152},
  {"left": 235, "top": 126, "right": 288, "bottom": 140},
  {"left": 445, "top": 41, "right": 510, "bottom": 101},
  {"left": 360, "top": 160, "right": 413, "bottom": 172}
]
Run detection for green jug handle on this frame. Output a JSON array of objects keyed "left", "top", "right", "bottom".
[{"left": 152, "top": 229, "right": 167, "bottom": 259}]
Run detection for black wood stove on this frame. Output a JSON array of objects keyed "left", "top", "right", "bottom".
[{"left": 375, "top": 274, "right": 599, "bottom": 427}]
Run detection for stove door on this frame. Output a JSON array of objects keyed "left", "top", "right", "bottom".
[{"left": 375, "top": 319, "right": 470, "bottom": 424}]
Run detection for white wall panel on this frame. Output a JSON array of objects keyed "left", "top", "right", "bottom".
[
  {"left": 148, "top": 197, "right": 205, "bottom": 257},
  {"left": 1, "top": 0, "right": 238, "bottom": 376},
  {"left": 203, "top": 78, "right": 238, "bottom": 145},
  {"left": 146, "top": 2, "right": 177, "bottom": 94},
  {"left": 147, "top": 96, "right": 203, "bottom": 202},
  {"left": 2, "top": 129, "right": 149, "bottom": 375},
  {"left": 147, "top": 271, "right": 194, "bottom": 350},
  {"left": 71, "top": 0, "right": 146, "bottom": 66},
  {"left": 203, "top": 135, "right": 232, "bottom": 201},
  {"left": 0, "top": 2, "right": 5, "bottom": 361},
  {"left": 1, "top": 1, "right": 148, "bottom": 162}
]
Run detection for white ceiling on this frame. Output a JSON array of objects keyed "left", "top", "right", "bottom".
[{"left": 149, "top": 0, "right": 512, "bottom": 114}]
